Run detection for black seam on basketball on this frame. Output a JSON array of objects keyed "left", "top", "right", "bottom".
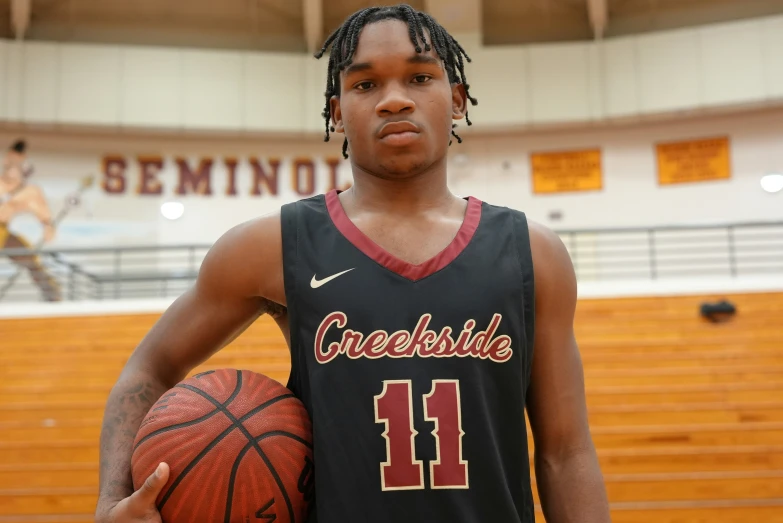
[
  {"left": 257, "top": 430, "right": 314, "bottom": 449},
  {"left": 134, "top": 410, "right": 217, "bottom": 453},
  {"left": 225, "top": 431, "right": 312, "bottom": 523},
  {"left": 222, "top": 369, "right": 246, "bottom": 407},
  {"left": 176, "top": 378, "right": 296, "bottom": 523},
  {"left": 158, "top": 370, "right": 245, "bottom": 509},
  {"left": 158, "top": 418, "right": 236, "bottom": 510},
  {"left": 225, "top": 440, "right": 254, "bottom": 523},
  {"left": 133, "top": 370, "right": 246, "bottom": 452}
]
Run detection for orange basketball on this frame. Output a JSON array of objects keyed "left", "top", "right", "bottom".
[{"left": 131, "top": 369, "right": 314, "bottom": 523}]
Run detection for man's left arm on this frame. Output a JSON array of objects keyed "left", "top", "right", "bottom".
[{"left": 526, "top": 222, "right": 611, "bottom": 523}]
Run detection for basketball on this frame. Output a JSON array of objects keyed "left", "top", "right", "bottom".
[{"left": 131, "top": 369, "right": 314, "bottom": 523}]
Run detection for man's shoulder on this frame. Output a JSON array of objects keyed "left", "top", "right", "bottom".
[
  {"left": 473, "top": 198, "right": 529, "bottom": 228},
  {"left": 475, "top": 198, "right": 574, "bottom": 287},
  {"left": 221, "top": 210, "right": 282, "bottom": 250},
  {"left": 475, "top": 198, "right": 558, "bottom": 245},
  {"left": 198, "top": 209, "right": 285, "bottom": 302},
  {"left": 527, "top": 219, "right": 576, "bottom": 296},
  {"left": 527, "top": 219, "right": 562, "bottom": 250},
  {"left": 226, "top": 190, "right": 330, "bottom": 248},
  {"left": 281, "top": 192, "right": 328, "bottom": 210},
  {"left": 474, "top": 197, "right": 521, "bottom": 212}
]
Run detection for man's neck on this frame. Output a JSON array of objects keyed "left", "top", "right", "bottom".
[{"left": 344, "top": 161, "right": 459, "bottom": 217}]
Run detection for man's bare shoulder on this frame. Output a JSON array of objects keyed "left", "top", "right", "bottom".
[
  {"left": 219, "top": 210, "right": 282, "bottom": 249},
  {"left": 200, "top": 209, "right": 285, "bottom": 305},
  {"left": 527, "top": 219, "right": 565, "bottom": 255},
  {"left": 525, "top": 219, "right": 577, "bottom": 296}
]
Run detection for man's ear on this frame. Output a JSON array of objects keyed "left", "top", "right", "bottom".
[
  {"left": 451, "top": 83, "right": 468, "bottom": 121},
  {"left": 330, "top": 96, "right": 345, "bottom": 133}
]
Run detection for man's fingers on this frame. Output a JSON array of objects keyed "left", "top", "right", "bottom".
[{"left": 132, "top": 463, "right": 170, "bottom": 506}]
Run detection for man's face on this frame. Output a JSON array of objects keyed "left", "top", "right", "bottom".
[{"left": 330, "top": 19, "right": 467, "bottom": 178}]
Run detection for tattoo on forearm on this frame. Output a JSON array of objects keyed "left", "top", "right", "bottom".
[{"left": 98, "top": 377, "right": 167, "bottom": 502}]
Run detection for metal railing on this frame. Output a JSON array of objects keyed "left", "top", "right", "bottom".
[
  {"left": 0, "top": 244, "right": 210, "bottom": 303},
  {"left": 1, "top": 221, "right": 781, "bottom": 303},
  {"left": 558, "top": 221, "right": 783, "bottom": 282}
]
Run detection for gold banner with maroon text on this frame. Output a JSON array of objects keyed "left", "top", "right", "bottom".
[
  {"left": 656, "top": 136, "right": 731, "bottom": 185},
  {"left": 530, "top": 148, "right": 603, "bottom": 194}
]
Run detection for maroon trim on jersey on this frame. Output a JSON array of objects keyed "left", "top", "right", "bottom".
[{"left": 325, "top": 189, "right": 482, "bottom": 281}]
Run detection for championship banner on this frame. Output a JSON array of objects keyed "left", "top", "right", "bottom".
[
  {"left": 656, "top": 136, "right": 731, "bottom": 185},
  {"left": 530, "top": 148, "right": 603, "bottom": 194}
]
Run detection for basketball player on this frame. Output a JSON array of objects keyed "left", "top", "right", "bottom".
[
  {"left": 96, "top": 5, "right": 611, "bottom": 522},
  {"left": 0, "top": 140, "right": 61, "bottom": 301}
]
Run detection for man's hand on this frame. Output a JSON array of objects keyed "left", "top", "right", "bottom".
[{"left": 96, "top": 463, "right": 170, "bottom": 523}]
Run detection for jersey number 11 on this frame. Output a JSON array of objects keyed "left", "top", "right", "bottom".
[{"left": 374, "top": 379, "right": 468, "bottom": 491}]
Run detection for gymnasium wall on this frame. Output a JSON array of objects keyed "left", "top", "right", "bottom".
[
  {"left": 2, "top": 11, "right": 782, "bottom": 251},
  {"left": 0, "top": 14, "right": 782, "bottom": 133},
  {"left": 452, "top": 107, "right": 783, "bottom": 230},
  {"left": 1, "top": 104, "right": 781, "bottom": 249}
]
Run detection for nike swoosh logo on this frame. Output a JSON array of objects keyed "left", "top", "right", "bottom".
[{"left": 310, "top": 268, "right": 355, "bottom": 289}]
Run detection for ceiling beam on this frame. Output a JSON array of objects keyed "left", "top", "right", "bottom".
[
  {"left": 10, "top": 0, "right": 31, "bottom": 40},
  {"left": 302, "top": 0, "right": 323, "bottom": 54},
  {"left": 586, "top": 0, "right": 609, "bottom": 39}
]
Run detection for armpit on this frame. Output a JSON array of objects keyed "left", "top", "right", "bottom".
[{"left": 261, "top": 299, "right": 287, "bottom": 319}]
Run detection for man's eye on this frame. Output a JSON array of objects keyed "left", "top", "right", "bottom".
[
  {"left": 412, "top": 75, "right": 432, "bottom": 84},
  {"left": 355, "top": 82, "right": 374, "bottom": 91}
]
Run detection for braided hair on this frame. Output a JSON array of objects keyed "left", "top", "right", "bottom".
[{"left": 314, "top": 4, "right": 478, "bottom": 159}]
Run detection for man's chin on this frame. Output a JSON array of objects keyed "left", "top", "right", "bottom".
[{"left": 375, "top": 154, "right": 434, "bottom": 179}]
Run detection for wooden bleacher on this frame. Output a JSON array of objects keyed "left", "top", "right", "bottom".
[{"left": 1, "top": 292, "right": 782, "bottom": 522}]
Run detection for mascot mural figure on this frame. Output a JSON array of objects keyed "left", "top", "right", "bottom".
[{"left": 0, "top": 140, "right": 61, "bottom": 301}]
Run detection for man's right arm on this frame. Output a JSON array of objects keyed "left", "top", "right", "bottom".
[{"left": 96, "top": 213, "right": 285, "bottom": 520}]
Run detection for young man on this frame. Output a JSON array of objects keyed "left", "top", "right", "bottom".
[
  {"left": 0, "top": 139, "right": 61, "bottom": 301},
  {"left": 96, "top": 4, "right": 610, "bottom": 522}
]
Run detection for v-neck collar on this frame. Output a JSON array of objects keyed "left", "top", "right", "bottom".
[{"left": 325, "top": 189, "right": 482, "bottom": 282}]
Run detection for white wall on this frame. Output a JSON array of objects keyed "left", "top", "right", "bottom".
[
  {"left": 2, "top": 15, "right": 783, "bottom": 133},
  {"left": 453, "top": 107, "right": 783, "bottom": 230},
  {"left": 2, "top": 105, "right": 781, "bottom": 250},
  {"left": 1, "top": 133, "right": 347, "bottom": 247}
]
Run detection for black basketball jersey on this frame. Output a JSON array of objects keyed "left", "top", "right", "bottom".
[{"left": 280, "top": 190, "right": 536, "bottom": 523}]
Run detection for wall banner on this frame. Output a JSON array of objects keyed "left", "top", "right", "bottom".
[
  {"left": 530, "top": 148, "right": 603, "bottom": 194},
  {"left": 656, "top": 136, "right": 731, "bottom": 185}
]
